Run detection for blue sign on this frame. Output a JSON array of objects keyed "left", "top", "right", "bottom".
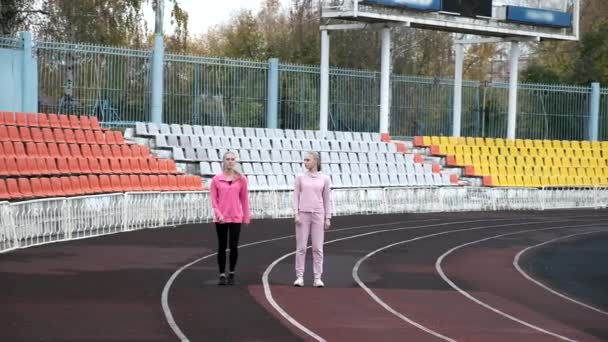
[
  {"left": 362, "top": 0, "right": 442, "bottom": 12},
  {"left": 506, "top": 6, "right": 572, "bottom": 28}
]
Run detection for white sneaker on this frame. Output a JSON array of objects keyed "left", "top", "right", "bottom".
[
  {"left": 293, "top": 277, "right": 304, "bottom": 287},
  {"left": 313, "top": 278, "right": 324, "bottom": 288}
]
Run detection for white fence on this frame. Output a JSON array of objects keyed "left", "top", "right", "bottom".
[{"left": 1, "top": 186, "right": 607, "bottom": 254}]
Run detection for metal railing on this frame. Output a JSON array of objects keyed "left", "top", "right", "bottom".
[
  {"left": 2, "top": 35, "right": 607, "bottom": 139},
  {"left": 2, "top": 186, "right": 607, "bottom": 254}
]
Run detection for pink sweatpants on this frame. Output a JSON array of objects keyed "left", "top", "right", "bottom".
[{"left": 295, "top": 211, "right": 325, "bottom": 279}]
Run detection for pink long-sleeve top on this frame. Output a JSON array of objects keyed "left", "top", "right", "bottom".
[
  {"left": 293, "top": 172, "right": 332, "bottom": 219},
  {"left": 210, "top": 173, "right": 250, "bottom": 224}
]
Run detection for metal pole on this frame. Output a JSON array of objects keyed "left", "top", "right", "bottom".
[
  {"left": 507, "top": 41, "right": 520, "bottom": 139},
  {"left": 453, "top": 43, "right": 464, "bottom": 137},
  {"left": 150, "top": 0, "right": 165, "bottom": 124},
  {"left": 266, "top": 58, "right": 279, "bottom": 129},
  {"left": 320, "top": 30, "right": 330, "bottom": 132},
  {"left": 379, "top": 27, "right": 391, "bottom": 134},
  {"left": 588, "top": 82, "right": 600, "bottom": 141},
  {"left": 20, "top": 31, "right": 37, "bottom": 113}
]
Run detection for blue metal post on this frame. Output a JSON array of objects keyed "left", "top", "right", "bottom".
[
  {"left": 20, "top": 31, "right": 37, "bottom": 113},
  {"left": 588, "top": 82, "right": 600, "bottom": 141},
  {"left": 266, "top": 58, "right": 279, "bottom": 129}
]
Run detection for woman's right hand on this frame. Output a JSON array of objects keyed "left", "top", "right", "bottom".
[{"left": 218, "top": 215, "right": 224, "bottom": 223}]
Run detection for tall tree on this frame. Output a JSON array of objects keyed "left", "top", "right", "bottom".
[{"left": 0, "top": 0, "right": 48, "bottom": 36}]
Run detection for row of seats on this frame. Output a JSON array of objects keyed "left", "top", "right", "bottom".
[
  {"left": 473, "top": 165, "right": 608, "bottom": 178},
  {"left": 451, "top": 154, "right": 608, "bottom": 168},
  {"left": 136, "top": 122, "right": 379, "bottom": 142},
  {"left": 0, "top": 156, "right": 177, "bottom": 176},
  {"left": 200, "top": 161, "right": 436, "bottom": 177},
  {"left": 0, "top": 174, "right": 204, "bottom": 200},
  {"left": 245, "top": 173, "right": 452, "bottom": 190},
  {"left": 416, "top": 135, "right": 608, "bottom": 150},
  {"left": 156, "top": 135, "right": 396, "bottom": 153},
  {"left": 434, "top": 144, "right": 606, "bottom": 159},
  {"left": 0, "top": 126, "right": 124, "bottom": 144},
  {"left": 0, "top": 141, "right": 149, "bottom": 159},
  {"left": 487, "top": 175, "right": 607, "bottom": 188},
  {"left": 177, "top": 147, "right": 419, "bottom": 165},
  {"left": 0, "top": 112, "right": 101, "bottom": 130}
]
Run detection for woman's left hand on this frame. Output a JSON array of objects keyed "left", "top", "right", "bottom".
[{"left": 324, "top": 218, "right": 331, "bottom": 230}]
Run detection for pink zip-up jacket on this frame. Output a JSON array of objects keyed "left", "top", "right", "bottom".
[
  {"left": 210, "top": 173, "right": 250, "bottom": 224},
  {"left": 293, "top": 172, "right": 332, "bottom": 219}
]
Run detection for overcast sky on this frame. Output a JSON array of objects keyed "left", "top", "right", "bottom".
[{"left": 144, "top": 0, "right": 292, "bottom": 36}]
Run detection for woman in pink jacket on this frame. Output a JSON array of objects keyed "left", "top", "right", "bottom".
[
  {"left": 293, "top": 151, "right": 332, "bottom": 288},
  {"left": 210, "top": 151, "right": 250, "bottom": 286}
]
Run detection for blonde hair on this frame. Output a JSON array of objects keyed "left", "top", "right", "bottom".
[
  {"left": 222, "top": 150, "right": 243, "bottom": 177},
  {"left": 306, "top": 151, "right": 321, "bottom": 171}
]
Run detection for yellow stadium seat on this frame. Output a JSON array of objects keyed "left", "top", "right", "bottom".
[
  {"left": 588, "top": 158, "right": 598, "bottom": 167},
  {"left": 542, "top": 140, "right": 553, "bottom": 149},
  {"left": 527, "top": 148, "right": 539, "bottom": 157},
  {"left": 497, "top": 165, "right": 507, "bottom": 176},
  {"left": 480, "top": 146, "right": 490, "bottom": 155},
  {"left": 533, "top": 140, "right": 543, "bottom": 148},
  {"left": 471, "top": 154, "right": 482, "bottom": 166},
  {"left": 600, "top": 141, "right": 608, "bottom": 149},
  {"left": 591, "top": 149, "right": 602, "bottom": 159},
  {"left": 489, "top": 165, "right": 499, "bottom": 176},
  {"left": 505, "top": 139, "right": 516, "bottom": 147},
  {"left": 439, "top": 136, "right": 449, "bottom": 145},
  {"left": 496, "top": 155, "right": 507, "bottom": 165},
  {"left": 465, "top": 137, "right": 476, "bottom": 145},
  {"left": 422, "top": 136, "right": 432, "bottom": 145},
  {"left": 461, "top": 145, "right": 472, "bottom": 154},
  {"left": 447, "top": 136, "right": 458, "bottom": 145},
  {"left": 542, "top": 156, "right": 553, "bottom": 167},
  {"left": 568, "top": 167, "right": 579, "bottom": 177},
  {"left": 514, "top": 139, "right": 524, "bottom": 148},
  {"left": 443, "top": 145, "right": 456, "bottom": 155},
  {"left": 430, "top": 136, "right": 441, "bottom": 146},
  {"left": 469, "top": 145, "right": 481, "bottom": 155},
  {"left": 581, "top": 141, "right": 591, "bottom": 149},
  {"left": 523, "top": 139, "right": 534, "bottom": 148},
  {"left": 552, "top": 140, "right": 562, "bottom": 149},
  {"left": 474, "top": 137, "right": 484, "bottom": 146},
  {"left": 515, "top": 155, "right": 525, "bottom": 166},
  {"left": 587, "top": 168, "right": 597, "bottom": 177},
  {"left": 523, "top": 176, "right": 534, "bottom": 187},
  {"left": 571, "top": 141, "right": 581, "bottom": 149},
  {"left": 533, "top": 156, "right": 545, "bottom": 167},
  {"left": 495, "top": 138, "right": 505, "bottom": 147},
  {"left": 485, "top": 138, "right": 496, "bottom": 147},
  {"left": 580, "top": 157, "right": 589, "bottom": 167},
  {"left": 577, "top": 168, "right": 587, "bottom": 177},
  {"left": 571, "top": 157, "right": 581, "bottom": 167},
  {"left": 591, "top": 141, "right": 601, "bottom": 149},
  {"left": 553, "top": 157, "right": 564, "bottom": 167},
  {"left": 597, "top": 159, "right": 607, "bottom": 167},
  {"left": 581, "top": 149, "right": 593, "bottom": 158},
  {"left": 561, "top": 140, "right": 572, "bottom": 149},
  {"left": 454, "top": 145, "right": 465, "bottom": 155},
  {"left": 488, "top": 146, "right": 500, "bottom": 156},
  {"left": 506, "top": 155, "right": 516, "bottom": 166}
]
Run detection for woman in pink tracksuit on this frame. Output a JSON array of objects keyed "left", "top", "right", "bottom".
[
  {"left": 293, "top": 151, "right": 332, "bottom": 288},
  {"left": 210, "top": 151, "right": 250, "bottom": 286}
]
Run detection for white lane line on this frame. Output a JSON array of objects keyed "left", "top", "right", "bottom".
[
  {"left": 351, "top": 221, "right": 589, "bottom": 341},
  {"left": 436, "top": 224, "right": 604, "bottom": 342},
  {"left": 263, "top": 218, "right": 575, "bottom": 342},
  {"left": 161, "top": 217, "right": 494, "bottom": 341},
  {"left": 514, "top": 230, "right": 608, "bottom": 317}
]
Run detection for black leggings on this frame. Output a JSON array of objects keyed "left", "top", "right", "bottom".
[{"left": 215, "top": 223, "right": 242, "bottom": 274}]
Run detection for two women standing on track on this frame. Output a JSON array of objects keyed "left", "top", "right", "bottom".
[{"left": 210, "top": 150, "right": 332, "bottom": 288}]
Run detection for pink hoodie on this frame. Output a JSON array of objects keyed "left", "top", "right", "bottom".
[
  {"left": 210, "top": 173, "right": 250, "bottom": 224},
  {"left": 293, "top": 172, "right": 332, "bottom": 219}
]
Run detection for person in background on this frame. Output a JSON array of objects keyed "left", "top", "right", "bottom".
[
  {"left": 293, "top": 151, "right": 332, "bottom": 288},
  {"left": 210, "top": 151, "right": 250, "bottom": 286}
]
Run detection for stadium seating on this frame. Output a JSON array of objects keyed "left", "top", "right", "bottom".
[
  {"left": 135, "top": 122, "right": 458, "bottom": 190},
  {"left": 0, "top": 112, "right": 204, "bottom": 201},
  {"left": 415, "top": 135, "right": 608, "bottom": 187}
]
